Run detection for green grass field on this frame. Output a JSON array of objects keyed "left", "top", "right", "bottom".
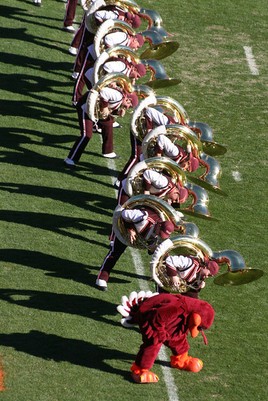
[{"left": 0, "top": 1, "right": 267, "bottom": 400}]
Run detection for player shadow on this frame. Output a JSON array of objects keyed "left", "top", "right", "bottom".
[
  {"left": 0, "top": 210, "right": 113, "bottom": 244},
  {"left": 0, "top": 288, "right": 121, "bottom": 323},
  {"left": 0, "top": 25, "right": 70, "bottom": 55},
  {"left": 0, "top": 127, "right": 119, "bottom": 181},
  {"left": 0, "top": 183, "right": 117, "bottom": 215},
  {"left": 1, "top": 99, "right": 76, "bottom": 129},
  {"left": 1, "top": 72, "right": 74, "bottom": 104},
  {"left": 0, "top": 249, "right": 131, "bottom": 287},
  {"left": 1, "top": 52, "right": 73, "bottom": 80},
  {"left": 0, "top": 330, "right": 133, "bottom": 379}
]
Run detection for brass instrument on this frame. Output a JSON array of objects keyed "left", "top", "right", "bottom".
[
  {"left": 139, "top": 8, "right": 170, "bottom": 38},
  {"left": 141, "top": 124, "right": 227, "bottom": 196},
  {"left": 124, "top": 156, "right": 187, "bottom": 198},
  {"left": 123, "top": 156, "right": 215, "bottom": 220},
  {"left": 212, "top": 250, "right": 264, "bottom": 286},
  {"left": 139, "top": 30, "right": 180, "bottom": 60},
  {"left": 93, "top": 19, "right": 179, "bottom": 61},
  {"left": 142, "top": 59, "right": 181, "bottom": 88},
  {"left": 141, "top": 124, "right": 202, "bottom": 159},
  {"left": 150, "top": 235, "right": 214, "bottom": 293},
  {"left": 94, "top": 20, "right": 136, "bottom": 58},
  {"left": 85, "top": 0, "right": 141, "bottom": 32},
  {"left": 112, "top": 194, "right": 183, "bottom": 248},
  {"left": 93, "top": 46, "right": 180, "bottom": 88},
  {"left": 86, "top": 73, "right": 135, "bottom": 123},
  {"left": 131, "top": 96, "right": 189, "bottom": 141},
  {"left": 93, "top": 46, "right": 140, "bottom": 85},
  {"left": 151, "top": 237, "right": 264, "bottom": 292},
  {"left": 189, "top": 120, "right": 227, "bottom": 156}
]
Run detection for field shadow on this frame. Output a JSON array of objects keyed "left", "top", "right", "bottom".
[
  {"left": 0, "top": 183, "right": 117, "bottom": 214},
  {"left": 0, "top": 127, "right": 119, "bottom": 180},
  {"left": 0, "top": 210, "right": 112, "bottom": 243},
  {"left": 0, "top": 288, "right": 120, "bottom": 322},
  {"left": 0, "top": 330, "right": 132, "bottom": 378},
  {"left": 0, "top": 249, "right": 132, "bottom": 287},
  {"left": 1, "top": 99, "right": 75, "bottom": 129}
]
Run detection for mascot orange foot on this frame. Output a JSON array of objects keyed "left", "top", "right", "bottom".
[
  {"left": 131, "top": 363, "right": 159, "bottom": 384},
  {"left": 170, "top": 352, "right": 203, "bottom": 373}
]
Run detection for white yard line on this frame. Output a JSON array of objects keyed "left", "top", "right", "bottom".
[
  {"left": 107, "top": 158, "right": 180, "bottom": 401},
  {"left": 243, "top": 46, "right": 259, "bottom": 75}
]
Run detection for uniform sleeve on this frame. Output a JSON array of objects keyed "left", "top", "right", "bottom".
[
  {"left": 94, "top": 10, "right": 119, "bottom": 23},
  {"left": 99, "top": 87, "right": 122, "bottom": 108},
  {"left": 143, "top": 169, "right": 169, "bottom": 191},
  {"left": 157, "top": 135, "right": 179, "bottom": 157},
  {"left": 145, "top": 108, "right": 170, "bottom": 126}
]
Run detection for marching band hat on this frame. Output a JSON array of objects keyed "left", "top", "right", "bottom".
[
  {"left": 125, "top": 12, "right": 142, "bottom": 28},
  {"left": 134, "top": 63, "right": 147, "bottom": 77},
  {"left": 159, "top": 221, "right": 175, "bottom": 239},
  {"left": 135, "top": 33, "right": 145, "bottom": 47},
  {"left": 127, "top": 92, "right": 139, "bottom": 108},
  {"left": 188, "top": 153, "right": 200, "bottom": 172}
]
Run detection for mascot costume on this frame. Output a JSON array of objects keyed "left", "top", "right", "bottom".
[{"left": 117, "top": 291, "right": 215, "bottom": 383}]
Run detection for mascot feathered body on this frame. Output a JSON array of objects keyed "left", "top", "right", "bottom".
[{"left": 117, "top": 291, "right": 215, "bottom": 383}]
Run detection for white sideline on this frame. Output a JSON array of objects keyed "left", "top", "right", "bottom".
[
  {"left": 108, "top": 159, "right": 179, "bottom": 401},
  {"left": 243, "top": 46, "right": 259, "bottom": 75}
]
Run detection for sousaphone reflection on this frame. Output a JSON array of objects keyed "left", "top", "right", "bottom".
[
  {"left": 112, "top": 194, "right": 199, "bottom": 248},
  {"left": 124, "top": 156, "right": 216, "bottom": 220}
]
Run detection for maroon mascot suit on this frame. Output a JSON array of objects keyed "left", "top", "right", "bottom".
[{"left": 117, "top": 292, "right": 215, "bottom": 383}]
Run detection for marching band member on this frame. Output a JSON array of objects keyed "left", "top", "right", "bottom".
[
  {"left": 96, "top": 207, "right": 176, "bottom": 291},
  {"left": 73, "top": 54, "right": 146, "bottom": 105},
  {"left": 72, "top": 29, "right": 144, "bottom": 100},
  {"left": 163, "top": 254, "right": 220, "bottom": 297},
  {"left": 142, "top": 168, "right": 189, "bottom": 205},
  {"left": 63, "top": 0, "right": 79, "bottom": 33},
  {"left": 71, "top": 6, "right": 142, "bottom": 79},
  {"left": 115, "top": 107, "right": 177, "bottom": 189},
  {"left": 155, "top": 132, "right": 200, "bottom": 172},
  {"left": 64, "top": 87, "right": 139, "bottom": 166}
]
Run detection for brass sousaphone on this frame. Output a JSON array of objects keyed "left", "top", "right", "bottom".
[
  {"left": 93, "top": 19, "right": 179, "bottom": 61},
  {"left": 141, "top": 124, "right": 227, "bottom": 196},
  {"left": 131, "top": 95, "right": 189, "bottom": 142},
  {"left": 130, "top": 95, "right": 227, "bottom": 156},
  {"left": 112, "top": 194, "right": 200, "bottom": 249},
  {"left": 150, "top": 235, "right": 214, "bottom": 293},
  {"left": 150, "top": 235, "right": 264, "bottom": 292},
  {"left": 92, "top": 46, "right": 181, "bottom": 89},
  {"left": 124, "top": 156, "right": 216, "bottom": 220},
  {"left": 86, "top": 72, "right": 155, "bottom": 122}
]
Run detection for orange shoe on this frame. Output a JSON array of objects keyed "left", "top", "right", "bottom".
[
  {"left": 170, "top": 352, "right": 203, "bottom": 373},
  {"left": 131, "top": 363, "right": 159, "bottom": 383}
]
